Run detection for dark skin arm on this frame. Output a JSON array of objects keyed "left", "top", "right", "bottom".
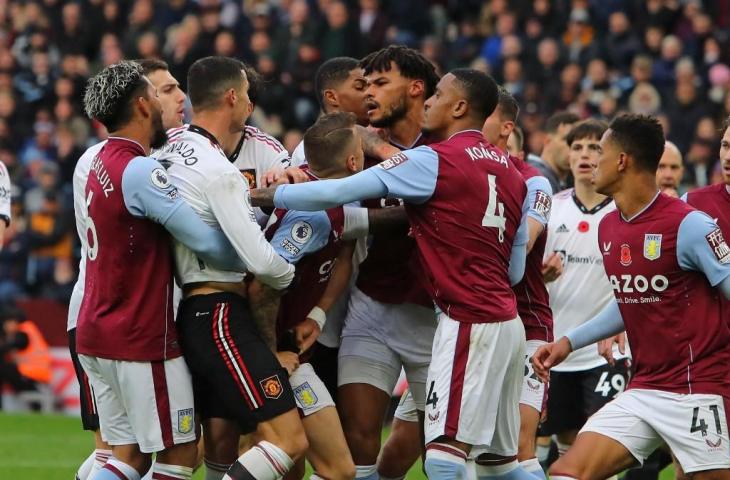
[{"left": 247, "top": 279, "right": 282, "bottom": 351}]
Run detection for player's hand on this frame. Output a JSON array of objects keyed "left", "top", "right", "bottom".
[
  {"left": 597, "top": 332, "right": 626, "bottom": 366},
  {"left": 276, "top": 351, "right": 300, "bottom": 375},
  {"left": 295, "top": 318, "right": 321, "bottom": 354},
  {"left": 261, "top": 167, "right": 287, "bottom": 187},
  {"left": 284, "top": 166, "right": 309, "bottom": 184},
  {"left": 531, "top": 337, "right": 572, "bottom": 383},
  {"left": 541, "top": 252, "right": 563, "bottom": 283}
]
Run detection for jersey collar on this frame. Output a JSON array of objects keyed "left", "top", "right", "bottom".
[
  {"left": 391, "top": 132, "right": 423, "bottom": 150},
  {"left": 107, "top": 136, "right": 146, "bottom": 156},
  {"left": 620, "top": 190, "right": 661, "bottom": 223},
  {"left": 446, "top": 129, "right": 483, "bottom": 141},
  {"left": 188, "top": 124, "right": 223, "bottom": 150},
  {"left": 571, "top": 189, "right": 613, "bottom": 214}
]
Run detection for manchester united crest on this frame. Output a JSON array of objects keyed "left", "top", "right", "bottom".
[
  {"left": 620, "top": 243, "right": 632, "bottom": 267},
  {"left": 260, "top": 375, "right": 283, "bottom": 399},
  {"left": 643, "top": 234, "right": 662, "bottom": 261}
]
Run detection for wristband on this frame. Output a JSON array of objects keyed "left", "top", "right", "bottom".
[{"left": 307, "top": 306, "right": 326, "bottom": 330}]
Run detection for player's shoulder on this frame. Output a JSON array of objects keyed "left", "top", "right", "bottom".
[
  {"left": 75, "top": 140, "right": 106, "bottom": 176},
  {"left": 685, "top": 183, "right": 725, "bottom": 202},
  {"left": 552, "top": 188, "right": 574, "bottom": 202},
  {"left": 243, "top": 125, "right": 286, "bottom": 154}
]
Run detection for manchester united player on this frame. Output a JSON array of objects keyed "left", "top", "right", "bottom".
[
  {"left": 77, "top": 61, "right": 245, "bottom": 480},
  {"left": 260, "top": 112, "right": 363, "bottom": 480},
  {"left": 533, "top": 114, "right": 730, "bottom": 480},
  {"left": 682, "top": 116, "right": 730, "bottom": 320},
  {"left": 482, "top": 87, "right": 553, "bottom": 479},
  {"left": 252, "top": 68, "right": 534, "bottom": 480}
]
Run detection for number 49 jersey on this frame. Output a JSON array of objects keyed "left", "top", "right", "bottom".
[
  {"left": 599, "top": 193, "right": 730, "bottom": 396},
  {"left": 371, "top": 130, "right": 528, "bottom": 323}
]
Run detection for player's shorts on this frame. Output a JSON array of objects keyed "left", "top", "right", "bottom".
[
  {"left": 521, "top": 340, "right": 548, "bottom": 414},
  {"left": 176, "top": 292, "right": 296, "bottom": 433},
  {"left": 290, "top": 363, "right": 335, "bottom": 417},
  {"left": 581, "top": 389, "right": 730, "bottom": 474},
  {"left": 424, "top": 313, "right": 525, "bottom": 454},
  {"left": 338, "top": 286, "right": 437, "bottom": 410},
  {"left": 78, "top": 354, "right": 195, "bottom": 453},
  {"left": 540, "top": 358, "right": 631, "bottom": 435},
  {"left": 394, "top": 388, "right": 419, "bottom": 423},
  {"left": 308, "top": 342, "right": 339, "bottom": 401},
  {"left": 68, "top": 328, "right": 99, "bottom": 431}
]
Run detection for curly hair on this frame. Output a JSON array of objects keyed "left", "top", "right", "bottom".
[{"left": 83, "top": 61, "right": 148, "bottom": 131}]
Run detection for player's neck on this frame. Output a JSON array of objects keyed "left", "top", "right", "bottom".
[
  {"left": 191, "top": 112, "right": 237, "bottom": 152},
  {"left": 574, "top": 180, "right": 607, "bottom": 208},
  {"left": 109, "top": 126, "right": 151, "bottom": 156},
  {"left": 387, "top": 105, "right": 424, "bottom": 147},
  {"left": 613, "top": 176, "right": 660, "bottom": 220}
]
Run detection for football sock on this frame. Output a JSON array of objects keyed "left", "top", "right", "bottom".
[
  {"left": 475, "top": 460, "right": 539, "bottom": 480},
  {"left": 223, "top": 441, "right": 293, "bottom": 480},
  {"left": 93, "top": 458, "right": 141, "bottom": 480},
  {"left": 555, "top": 441, "right": 571, "bottom": 458},
  {"left": 424, "top": 443, "right": 467, "bottom": 480},
  {"left": 519, "top": 458, "right": 545, "bottom": 479},
  {"left": 205, "top": 458, "right": 231, "bottom": 480},
  {"left": 152, "top": 462, "right": 193, "bottom": 479},
  {"left": 534, "top": 443, "right": 550, "bottom": 465},
  {"left": 77, "top": 451, "right": 96, "bottom": 480},
  {"left": 355, "top": 465, "right": 378, "bottom": 480}
]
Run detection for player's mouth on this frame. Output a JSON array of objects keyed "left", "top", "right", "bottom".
[
  {"left": 576, "top": 162, "right": 592, "bottom": 173},
  {"left": 366, "top": 99, "right": 380, "bottom": 116},
  {"left": 723, "top": 162, "right": 730, "bottom": 175}
]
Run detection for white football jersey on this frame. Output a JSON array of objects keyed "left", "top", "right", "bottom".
[
  {"left": 230, "top": 125, "right": 290, "bottom": 188},
  {"left": 290, "top": 140, "right": 306, "bottom": 167},
  {"left": 545, "top": 188, "right": 629, "bottom": 371},
  {"left": 159, "top": 125, "right": 293, "bottom": 288},
  {"left": 0, "top": 160, "right": 10, "bottom": 225},
  {"left": 67, "top": 141, "right": 104, "bottom": 331}
]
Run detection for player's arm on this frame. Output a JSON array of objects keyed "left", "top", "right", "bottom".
[
  {"left": 508, "top": 196, "right": 530, "bottom": 285},
  {"left": 121, "top": 156, "right": 246, "bottom": 271},
  {"left": 524, "top": 176, "right": 553, "bottom": 253},
  {"left": 532, "top": 300, "right": 625, "bottom": 382},
  {"left": 0, "top": 161, "right": 11, "bottom": 250},
  {"left": 677, "top": 211, "right": 730, "bottom": 300},
  {"left": 342, "top": 205, "right": 409, "bottom": 240},
  {"left": 254, "top": 146, "right": 439, "bottom": 211},
  {"left": 297, "top": 240, "right": 356, "bottom": 352},
  {"left": 204, "top": 171, "right": 295, "bottom": 290},
  {"left": 357, "top": 125, "right": 401, "bottom": 160}
]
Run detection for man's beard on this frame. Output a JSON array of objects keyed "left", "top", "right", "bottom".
[
  {"left": 370, "top": 97, "right": 408, "bottom": 128},
  {"left": 150, "top": 113, "right": 168, "bottom": 150}
]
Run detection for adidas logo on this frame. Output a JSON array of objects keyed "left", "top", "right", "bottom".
[{"left": 556, "top": 224, "right": 569, "bottom": 233}]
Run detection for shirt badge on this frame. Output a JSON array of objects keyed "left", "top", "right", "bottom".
[
  {"left": 643, "top": 234, "right": 662, "bottom": 261},
  {"left": 620, "top": 243, "right": 632, "bottom": 267}
]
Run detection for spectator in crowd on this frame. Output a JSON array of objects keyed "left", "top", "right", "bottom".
[{"left": 0, "top": 304, "right": 51, "bottom": 400}]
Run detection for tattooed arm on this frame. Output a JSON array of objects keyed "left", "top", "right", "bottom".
[{"left": 247, "top": 279, "right": 282, "bottom": 351}]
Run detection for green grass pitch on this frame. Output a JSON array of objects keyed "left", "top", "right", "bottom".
[{"left": 0, "top": 413, "right": 676, "bottom": 479}]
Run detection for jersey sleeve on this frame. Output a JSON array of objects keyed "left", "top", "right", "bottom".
[
  {"left": 269, "top": 210, "right": 332, "bottom": 264},
  {"left": 525, "top": 176, "right": 553, "bottom": 226},
  {"left": 677, "top": 210, "right": 730, "bottom": 286},
  {"left": 0, "top": 160, "right": 11, "bottom": 225},
  {"left": 121, "top": 156, "right": 185, "bottom": 224},
  {"left": 343, "top": 205, "right": 369, "bottom": 240},
  {"left": 205, "top": 171, "right": 295, "bottom": 290},
  {"left": 274, "top": 168, "right": 387, "bottom": 211},
  {"left": 368, "top": 145, "right": 439, "bottom": 204},
  {"left": 290, "top": 141, "right": 307, "bottom": 167}
]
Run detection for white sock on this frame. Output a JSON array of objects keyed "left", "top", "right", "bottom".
[
  {"left": 205, "top": 458, "right": 231, "bottom": 480},
  {"left": 91, "top": 449, "right": 113, "bottom": 477},
  {"left": 555, "top": 441, "right": 571, "bottom": 457},
  {"left": 549, "top": 476, "right": 576, "bottom": 480},
  {"left": 519, "top": 458, "right": 544, "bottom": 479},
  {"left": 224, "top": 441, "right": 294, "bottom": 480},
  {"left": 475, "top": 460, "right": 536, "bottom": 480},
  {"left": 466, "top": 459, "right": 477, "bottom": 480},
  {"left": 424, "top": 443, "right": 468, "bottom": 480},
  {"left": 77, "top": 451, "right": 96, "bottom": 480},
  {"left": 535, "top": 443, "right": 550, "bottom": 464},
  {"left": 355, "top": 465, "right": 378, "bottom": 480},
  {"left": 141, "top": 462, "right": 153, "bottom": 480},
  {"left": 102, "top": 458, "right": 142, "bottom": 480},
  {"left": 152, "top": 462, "right": 193, "bottom": 479}
]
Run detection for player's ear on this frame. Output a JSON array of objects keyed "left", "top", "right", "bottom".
[
  {"left": 617, "top": 152, "right": 629, "bottom": 172},
  {"left": 409, "top": 79, "right": 425, "bottom": 99},
  {"left": 225, "top": 88, "right": 236, "bottom": 107},
  {"left": 136, "top": 95, "right": 152, "bottom": 119},
  {"left": 323, "top": 89, "right": 338, "bottom": 109},
  {"left": 452, "top": 99, "right": 468, "bottom": 119},
  {"left": 501, "top": 120, "right": 514, "bottom": 138}
]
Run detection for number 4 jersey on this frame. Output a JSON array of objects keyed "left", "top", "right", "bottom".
[{"left": 599, "top": 193, "right": 730, "bottom": 396}]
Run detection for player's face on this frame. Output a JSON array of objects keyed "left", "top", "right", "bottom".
[
  {"left": 364, "top": 62, "right": 410, "bottom": 128},
  {"left": 422, "top": 73, "right": 457, "bottom": 139},
  {"left": 548, "top": 123, "right": 574, "bottom": 173},
  {"left": 720, "top": 126, "right": 730, "bottom": 186},
  {"left": 147, "top": 69, "right": 186, "bottom": 130},
  {"left": 145, "top": 79, "right": 168, "bottom": 150},
  {"left": 593, "top": 129, "right": 620, "bottom": 195},
  {"left": 655, "top": 147, "right": 684, "bottom": 191},
  {"left": 348, "top": 128, "right": 365, "bottom": 173},
  {"left": 335, "top": 68, "right": 369, "bottom": 126},
  {"left": 569, "top": 136, "right": 601, "bottom": 184},
  {"left": 482, "top": 105, "right": 505, "bottom": 146},
  {"left": 506, "top": 131, "right": 522, "bottom": 159},
  {"left": 233, "top": 72, "right": 253, "bottom": 130}
]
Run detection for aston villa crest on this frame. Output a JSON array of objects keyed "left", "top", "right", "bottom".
[{"left": 643, "top": 234, "right": 662, "bottom": 261}]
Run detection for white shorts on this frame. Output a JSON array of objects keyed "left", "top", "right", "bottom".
[
  {"left": 78, "top": 355, "right": 196, "bottom": 453},
  {"left": 520, "top": 340, "right": 547, "bottom": 413},
  {"left": 290, "top": 363, "right": 335, "bottom": 417},
  {"left": 424, "top": 314, "right": 525, "bottom": 455},
  {"left": 581, "top": 389, "right": 730, "bottom": 474},
  {"left": 339, "top": 286, "right": 437, "bottom": 409},
  {"left": 394, "top": 388, "right": 419, "bottom": 423}
]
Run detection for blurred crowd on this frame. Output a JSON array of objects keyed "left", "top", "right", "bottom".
[{"left": 1, "top": 0, "right": 729, "bottom": 301}]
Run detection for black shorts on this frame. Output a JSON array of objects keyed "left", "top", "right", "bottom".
[
  {"left": 539, "top": 358, "right": 631, "bottom": 435},
  {"left": 177, "top": 292, "right": 296, "bottom": 433},
  {"left": 308, "top": 342, "right": 339, "bottom": 402},
  {"left": 68, "top": 328, "right": 99, "bottom": 431}
]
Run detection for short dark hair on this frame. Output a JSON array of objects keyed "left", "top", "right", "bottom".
[
  {"left": 242, "top": 62, "right": 261, "bottom": 104},
  {"left": 450, "top": 68, "right": 499, "bottom": 121},
  {"left": 135, "top": 58, "right": 169, "bottom": 76},
  {"left": 83, "top": 61, "right": 149, "bottom": 132},
  {"left": 545, "top": 111, "right": 580, "bottom": 134},
  {"left": 187, "top": 56, "right": 246, "bottom": 111},
  {"left": 566, "top": 119, "right": 608, "bottom": 146},
  {"left": 304, "top": 112, "right": 357, "bottom": 172},
  {"left": 360, "top": 45, "right": 440, "bottom": 98},
  {"left": 315, "top": 57, "right": 360, "bottom": 110},
  {"left": 496, "top": 86, "right": 519, "bottom": 122},
  {"left": 723, "top": 115, "right": 730, "bottom": 133},
  {"left": 608, "top": 114, "right": 665, "bottom": 173}
]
